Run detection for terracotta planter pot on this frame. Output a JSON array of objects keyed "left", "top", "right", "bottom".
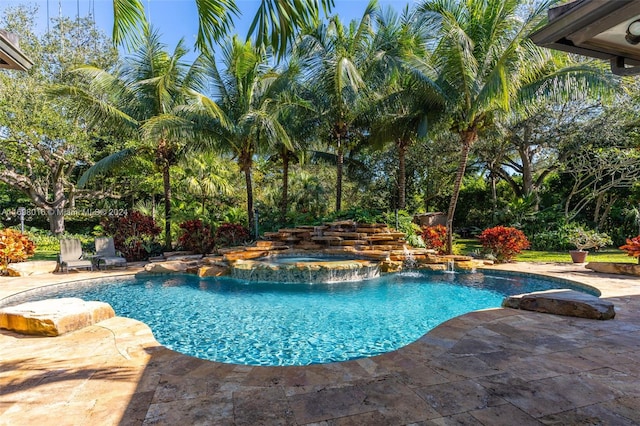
[{"left": 569, "top": 250, "right": 588, "bottom": 263}]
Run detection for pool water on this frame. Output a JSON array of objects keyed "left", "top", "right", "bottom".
[{"left": 10, "top": 270, "right": 595, "bottom": 366}]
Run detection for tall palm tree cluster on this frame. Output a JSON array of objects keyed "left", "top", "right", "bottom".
[{"left": 56, "top": 0, "right": 609, "bottom": 252}]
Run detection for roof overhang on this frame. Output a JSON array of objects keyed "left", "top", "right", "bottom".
[
  {"left": 0, "top": 30, "right": 33, "bottom": 71},
  {"left": 530, "top": 0, "right": 640, "bottom": 76}
]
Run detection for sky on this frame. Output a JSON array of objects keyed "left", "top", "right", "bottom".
[{"left": 3, "top": 0, "right": 419, "bottom": 57}]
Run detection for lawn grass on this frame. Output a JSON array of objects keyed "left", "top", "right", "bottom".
[
  {"left": 31, "top": 251, "right": 58, "bottom": 261},
  {"left": 457, "top": 239, "right": 637, "bottom": 264}
]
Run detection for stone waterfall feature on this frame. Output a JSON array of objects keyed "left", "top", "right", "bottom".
[{"left": 231, "top": 257, "right": 380, "bottom": 283}]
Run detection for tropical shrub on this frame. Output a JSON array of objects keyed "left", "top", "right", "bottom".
[
  {"left": 406, "top": 233, "right": 426, "bottom": 249},
  {"left": 620, "top": 236, "right": 640, "bottom": 264},
  {"left": 479, "top": 226, "right": 530, "bottom": 262},
  {"left": 215, "top": 223, "right": 250, "bottom": 247},
  {"left": 0, "top": 229, "right": 36, "bottom": 274},
  {"left": 102, "top": 211, "right": 162, "bottom": 261},
  {"left": 421, "top": 225, "right": 447, "bottom": 254},
  {"left": 177, "top": 219, "right": 215, "bottom": 254},
  {"left": 528, "top": 227, "right": 572, "bottom": 251}
]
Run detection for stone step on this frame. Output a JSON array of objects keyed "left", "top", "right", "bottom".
[
  {"left": 356, "top": 227, "right": 389, "bottom": 234},
  {"left": 365, "top": 235, "right": 396, "bottom": 241},
  {"left": 294, "top": 243, "right": 324, "bottom": 250},
  {"left": 278, "top": 228, "right": 311, "bottom": 234},
  {"left": 312, "top": 236, "right": 343, "bottom": 242},
  {"left": 357, "top": 250, "right": 390, "bottom": 260},
  {"left": 255, "top": 241, "right": 286, "bottom": 248},
  {"left": 335, "top": 240, "right": 368, "bottom": 246},
  {"left": 323, "top": 231, "right": 368, "bottom": 239},
  {"left": 223, "top": 251, "right": 267, "bottom": 261}
]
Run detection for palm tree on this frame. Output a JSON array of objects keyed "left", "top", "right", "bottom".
[
  {"left": 418, "top": 0, "right": 612, "bottom": 253},
  {"left": 112, "top": 0, "right": 334, "bottom": 58},
  {"left": 52, "top": 29, "right": 200, "bottom": 249},
  {"left": 184, "top": 37, "right": 295, "bottom": 232},
  {"left": 298, "top": 1, "right": 377, "bottom": 211},
  {"left": 272, "top": 61, "right": 319, "bottom": 224},
  {"left": 178, "top": 151, "right": 234, "bottom": 214},
  {"left": 365, "top": 5, "right": 445, "bottom": 210}
]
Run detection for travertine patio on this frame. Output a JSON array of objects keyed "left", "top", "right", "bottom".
[{"left": 1, "top": 263, "right": 639, "bottom": 425}]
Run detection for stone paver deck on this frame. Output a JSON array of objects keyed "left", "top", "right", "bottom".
[{"left": 1, "top": 263, "right": 639, "bottom": 425}]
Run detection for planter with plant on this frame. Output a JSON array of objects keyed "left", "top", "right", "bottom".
[{"left": 567, "top": 225, "right": 612, "bottom": 263}]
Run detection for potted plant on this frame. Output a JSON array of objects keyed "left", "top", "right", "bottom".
[{"left": 567, "top": 225, "right": 612, "bottom": 263}]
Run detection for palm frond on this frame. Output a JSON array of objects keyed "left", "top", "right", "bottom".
[
  {"left": 77, "top": 148, "right": 138, "bottom": 188},
  {"left": 194, "top": 0, "right": 239, "bottom": 53},
  {"left": 112, "top": 0, "right": 147, "bottom": 50}
]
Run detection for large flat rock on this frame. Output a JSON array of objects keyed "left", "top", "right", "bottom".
[
  {"left": 6, "top": 260, "right": 58, "bottom": 277},
  {"left": 144, "top": 260, "right": 191, "bottom": 273},
  {"left": 503, "top": 289, "right": 615, "bottom": 320},
  {"left": 0, "top": 298, "right": 115, "bottom": 336},
  {"left": 586, "top": 262, "right": 640, "bottom": 276}
]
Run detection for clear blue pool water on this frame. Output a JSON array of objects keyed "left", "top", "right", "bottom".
[{"left": 8, "top": 270, "right": 596, "bottom": 366}]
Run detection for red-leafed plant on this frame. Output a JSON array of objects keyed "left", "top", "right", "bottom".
[
  {"left": 0, "top": 229, "right": 36, "bottom": 274},
  {"left": 215, "top": 223, "right": 250, "bottom": 248},
  {"left": 177, "top": 219, "right": 215, "bottom": 254},
  {"left": 479, "top": 226, "right": 530, "bottom": 263},
  {"left": 102, "top": 211, "right": 162, "bottom": 261},
  {"left": 421, "top": 225, "right": 447, "bottom": 254},
  {"left": 620, "top": 236, "right": 640, "bottom": 264}
]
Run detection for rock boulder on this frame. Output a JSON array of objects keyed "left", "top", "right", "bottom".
[
  {"left": 6, "top": 261, "right": 58, "bottom": 277},
  {"left": 585, "top": 262, "right": 640, "bottom": 277},
  {"left": 0, "top": 298, "right": 115, "bottom": 336},
  {"left": 503, "top": 289, "right": 614, "bottom": 320}
]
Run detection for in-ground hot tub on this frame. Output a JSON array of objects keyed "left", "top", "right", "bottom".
[{"left": 230, "top": 255, "right": 380, "bottom": 283}]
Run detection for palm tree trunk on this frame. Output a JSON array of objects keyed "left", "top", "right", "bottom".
[
  {"left": 336, "top": 137, "right": 343, "bottom": 212},
  {"left": 162, "top": 162, "right": 172, "bottom": 250},
  {"left": 446, "top": 131, "right": 476, "bottom": 254},
  {"left": 280, "top": 151, "right": 289, "bottom": 225},
  {"left": 244, "top": 162, "right": 255, "bottom": 236},
  {"left": 397, "top": 140, "right": 407, "bottom": 210},
  {"left": 490, "top": 171, "right": 497, "bottom": 224}
]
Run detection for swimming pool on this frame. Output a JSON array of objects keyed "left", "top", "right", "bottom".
[{"left": 4, "top": 270, "right": 597, "bottom": 366}]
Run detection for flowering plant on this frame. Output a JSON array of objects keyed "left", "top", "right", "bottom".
[
  {"left": 620, "top": 236, "right": 640, "bottom": 264},
  {"left": 215, "top": 223, "right": 250, "bottom": 247},
  {"left": 478, "top": 226, "right": 529, "bottom": 262},
  {"left": 177, "top": 219, "right": 215, "bottom": 254},
  {"left": 0, "top": 229, "right": 36, "bottom": 274},
  {"left": 421, "top": 225, "right": 447, "bottom": 254}
]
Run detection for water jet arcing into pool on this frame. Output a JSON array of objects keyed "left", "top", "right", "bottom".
[{"left": 230, "top": 255, "right": 381, "bottom": 283}]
